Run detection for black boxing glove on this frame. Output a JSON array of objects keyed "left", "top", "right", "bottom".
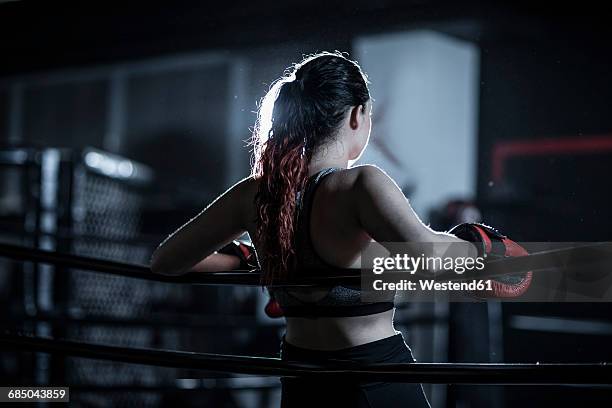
[
  {"left": 448, "top": 223, "right": 533, "bottom": 298},
  {"left": 217, "top": 240, "right": 258, "bottom": 270}
]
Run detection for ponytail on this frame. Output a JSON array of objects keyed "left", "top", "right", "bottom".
[
  {"left": 251, "top": 52, "right": 370, "bottom": 285},
  {"left": 253, "top": 79, "right": 312, "bottom": 285}
]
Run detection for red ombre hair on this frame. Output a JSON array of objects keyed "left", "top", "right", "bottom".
[{"left": 251, "top": 52, "right": 370, "bottom": 285}]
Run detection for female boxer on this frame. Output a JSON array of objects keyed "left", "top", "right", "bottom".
[{"left": 151, "top": 52, "right": 501, "bottom": 407}]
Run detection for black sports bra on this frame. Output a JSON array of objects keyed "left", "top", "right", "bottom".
[{"left": 270, "top": 168, "right": 395, "bottom": 318}]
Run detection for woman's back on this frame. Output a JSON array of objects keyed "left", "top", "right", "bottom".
[
  {"left": 245, "top": 167, "right": 367, "bottom": 269},
  {"left": 243, "top": 166, "right": 398, "bottom": 350}
]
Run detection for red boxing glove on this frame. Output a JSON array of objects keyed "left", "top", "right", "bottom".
[
  {"left": 449, "top": 223, "right": 533, "bottom": 298},
  {"left": 264, "top": 296, "right": 284, "bottom": 318}
]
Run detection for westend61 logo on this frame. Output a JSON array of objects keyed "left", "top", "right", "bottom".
[
  {"left": 369, "top": 252, "right": 490, "bottom": 293},
  {"left": 361, "top": 241, "right": 612, "bottom": 303},
  {"left": 360, "top": 242, "right": 495, "bottom": 301}
]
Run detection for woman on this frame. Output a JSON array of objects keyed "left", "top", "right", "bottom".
[{"left": 151, "top": 51, "right": 475, "bottom": 407}]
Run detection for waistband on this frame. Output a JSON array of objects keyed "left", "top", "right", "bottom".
[
  {"left": 281, "top": 301, "right": 395, "bottom": 318},
  {"left": 280, "top": 333, "right": 413, "bottom": 365}
]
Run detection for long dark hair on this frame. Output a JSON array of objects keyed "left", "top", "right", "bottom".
[{"left": 251, "top": 51, "right": 370, "bottom": 285}]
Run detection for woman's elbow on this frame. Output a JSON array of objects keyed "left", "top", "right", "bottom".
[
  {"left": 149, "top": 254, "right": 169, "bottom": 275},
  {"left": 150, "top": 251, "right": 185, "bottom": 276}
]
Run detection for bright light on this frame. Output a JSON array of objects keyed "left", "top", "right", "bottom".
[
  {"left": 84, "top": 151, "right": 102, "bottom": 168},
  {"left": 101, "top": 157, "right": 117, "bottom": 176},
  {"left": 117, "top": 160, "right": 134, "bottom": 177}
]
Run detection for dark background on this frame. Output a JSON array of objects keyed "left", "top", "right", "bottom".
[{"left": 1, "top": 1, "right": 611, "bottom": 407}]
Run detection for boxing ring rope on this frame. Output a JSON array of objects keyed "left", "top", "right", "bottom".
[
  {"left": 1, "top": 241, "right": 612, "bottom": 383},
  {"left": 0, "top": 241, "right": 611, "bottom": 286},
  {"left": 1, "top": 332, "right": 611, "bottom": 384}
]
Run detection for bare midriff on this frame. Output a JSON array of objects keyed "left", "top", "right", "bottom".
[{"left": 284, "top": 309, "right": 398, "bottom": 350}]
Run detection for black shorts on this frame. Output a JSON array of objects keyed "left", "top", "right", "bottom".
[{"left": 279, "top": 333, "right": 431, "bottom": 408}]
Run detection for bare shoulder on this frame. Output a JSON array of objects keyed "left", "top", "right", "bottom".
[
  {"left": 315, "top": 165, "right": 400, "bottom": 211},
  {"left": 343, "top": 164, "right": 397, "bottom": 194},
  {"left": 220, "top": 176, "right": 259, "bottom": 224},
  {"left": 230, "top": 176, "right": 260, "bottom": 210},
  {"left": 233, "top": 175, "right": 259, "bottom": 196},
  {"left": 351, "top": 164, "right": 391, "bottom": 180},
  {"left": 321, "top": 165, "right": 388, "bottom": 188}
]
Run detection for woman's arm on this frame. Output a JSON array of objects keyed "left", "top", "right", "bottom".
[
  {"left": 353, "top": 165, "right": 477, "bottom": 272},
  {"left": 150, "top": 177, "right": 252, "bottom": 276},
  {"left": 189, "top": 253, "right": 241, "bottom": 273}
]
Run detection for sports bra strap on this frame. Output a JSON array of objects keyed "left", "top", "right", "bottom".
[
  {"left": 270, "top": 167, "right": 396, "bottom": 318},
  {"left": 294, "top": 167, "right": 341, "bottom": 274}
]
